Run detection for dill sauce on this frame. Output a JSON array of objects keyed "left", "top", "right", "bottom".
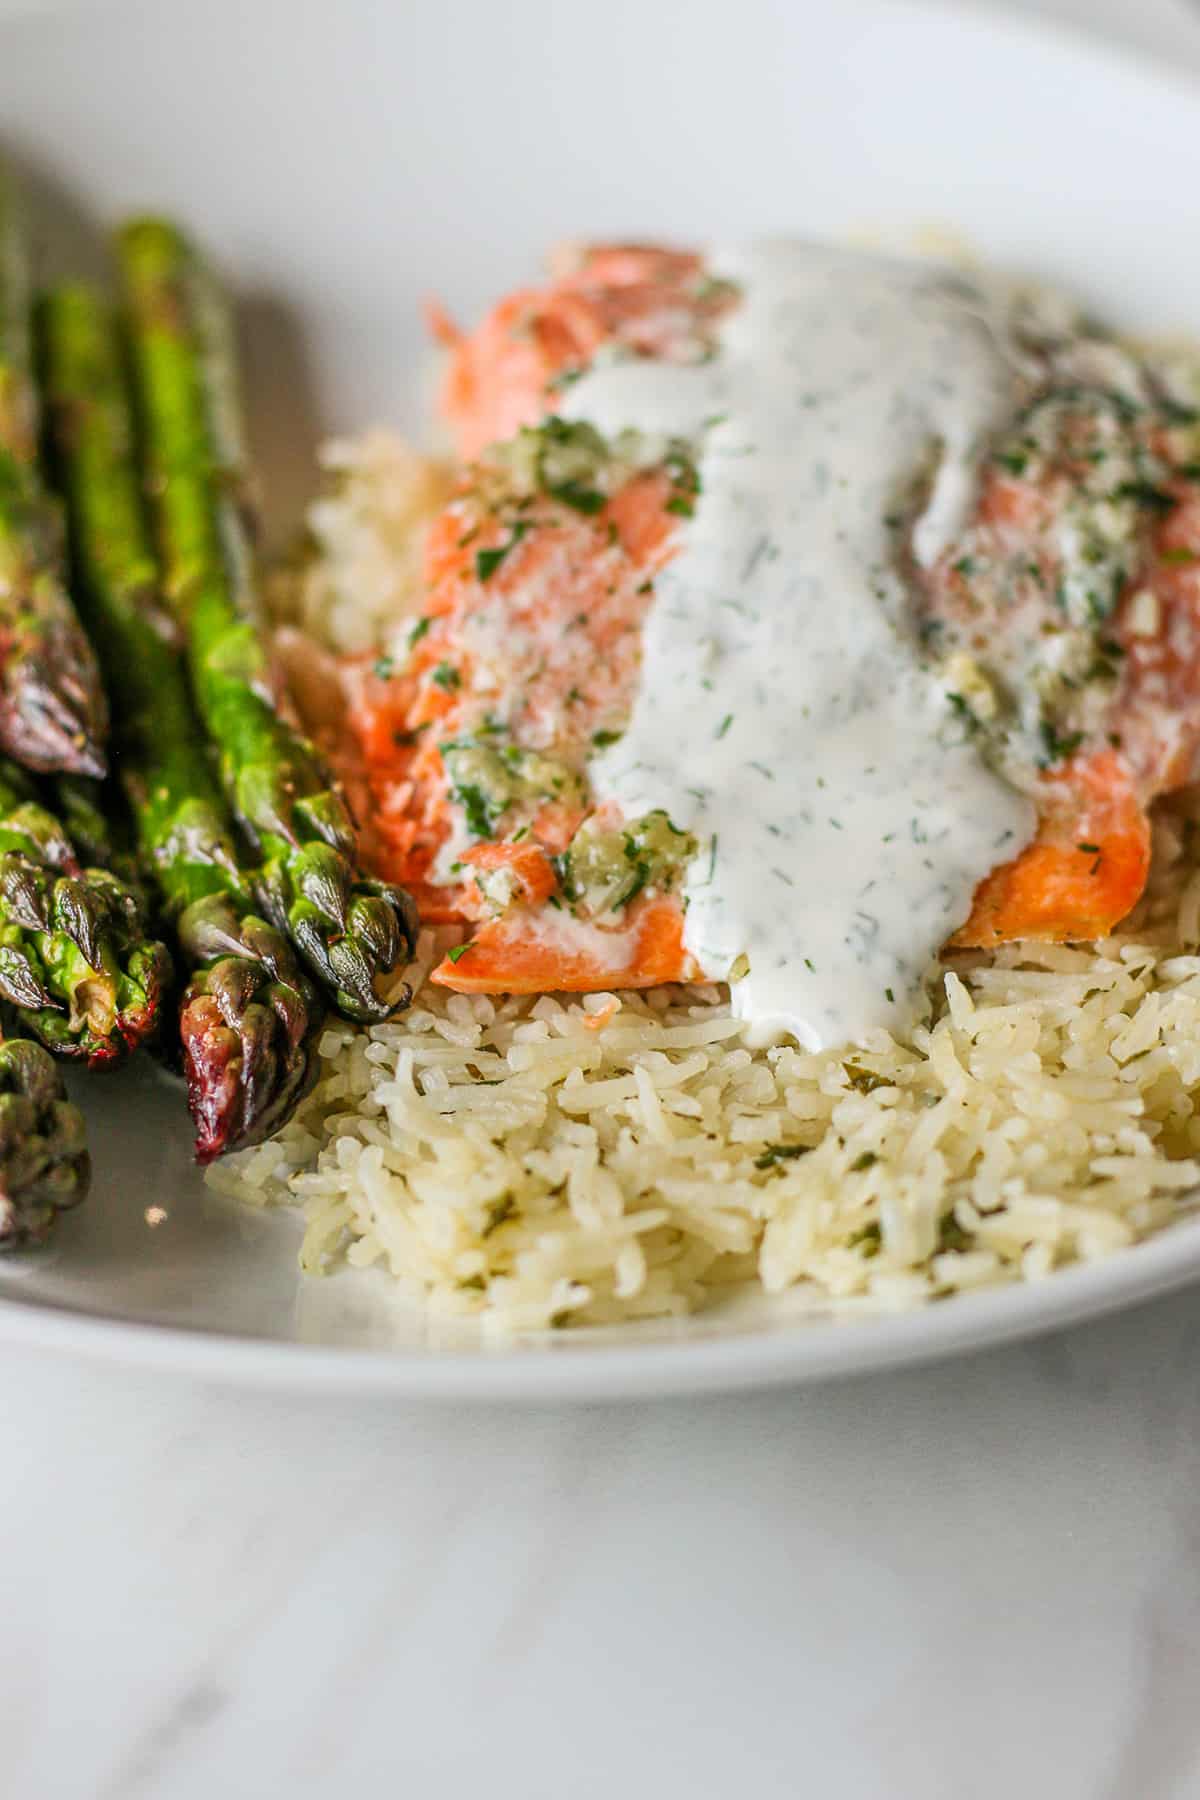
[{"left": 562, "top": 241, "right": 1035, "bottom": 1048}]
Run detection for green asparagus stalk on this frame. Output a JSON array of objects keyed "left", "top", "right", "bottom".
[
  {"left": 0, "top": 755, "right": 172, "bottom": 1066},
  {"left": 0, "top": 166, "right": 108, "bottom": 777},
  {"left": 38, "top": 283, "right": 324, "bottom": 1158},
  {"left": 0, "top": 1030, "right": 89, "bottom": 1246},
  {"left": 117, "top": 217, "right": 418, "bottom": 1023}
]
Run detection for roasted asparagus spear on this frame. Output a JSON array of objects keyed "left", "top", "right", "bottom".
[
  {"left": 117, "top": 218, "right": 418, "bottom": 1023},
  {"left": 0, "top": 165, "right": 108, "bottom": 777},
  {"left": 0, "top": 755, "right": 171, "bottom": 1066},
  {"left": 38, "top": 283, "right": 323, "bottom": 1158},
  {"left": 0, "top": 1030, "right": 89, "bottom": 1247}
]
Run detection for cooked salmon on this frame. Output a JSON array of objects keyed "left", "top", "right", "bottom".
[{"left": 344, "top": 246, "right": 1200, "bottom": 998}]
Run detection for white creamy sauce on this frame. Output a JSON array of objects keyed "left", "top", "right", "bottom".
[{"left": 561, "top": 241, "right": 1037, "bottom": 1049}]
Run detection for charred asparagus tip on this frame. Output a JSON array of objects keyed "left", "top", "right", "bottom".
[
  {"left": 177, "top": 894, "right": 323, "bottom": 1162},
  {"left": 181, "top": 967, "right": 320, "bottom": 1163}
]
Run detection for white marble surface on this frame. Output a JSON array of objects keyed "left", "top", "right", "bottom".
[{"left": 5, "top": 2, "right": 1200, "bottom": 1796}]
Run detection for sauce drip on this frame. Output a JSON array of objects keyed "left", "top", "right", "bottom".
[{"left": 562, "top": 241, "right": 1036, "bottom": 1048}]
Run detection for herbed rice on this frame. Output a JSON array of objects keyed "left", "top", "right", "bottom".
[{"left": 208, "top": 434, "right": 1200, "bottom": 1333}]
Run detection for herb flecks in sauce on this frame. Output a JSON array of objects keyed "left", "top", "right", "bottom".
[
  {"left": 415, "top": 245, "right": 1200, "bottom": 1051},
  {"left": 558, "top": 243, "right": 1035, "bottom": 1048}
]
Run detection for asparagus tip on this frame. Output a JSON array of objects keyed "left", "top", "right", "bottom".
[
  {"left": 176, "top": 899, "right": 323, "bottom": 1161},
  {"left": 1, "top": 659, "right": 109, "bottom": 779},
  {"left": 0, "top": 1036, "right": 90, "bottom": 1246},
  {"left": 181, "top": 978, "right": 319, "bottom": 1163}
]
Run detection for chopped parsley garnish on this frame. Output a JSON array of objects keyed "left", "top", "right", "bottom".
[
  {"left": 937, "top": 1212, "right": 971, "bottom": 1254},
  {"left": 665, "top": 495, "right": 695, "bottom": 518},
  {"left": 1114, "top": 480, "right": 1175, "bottom": 512},
  {"left": 1160, "top": 546, "right": 1198, "bottom": 566},
  {"left": 475, "top": 520, "right": 529, "bottom": 582},
  {"left": 408, "top": 616, "right": 431, "bottom": 649},
  {"left": 455, "top": 785, "right": 495, "bottom": 839},
  {"left": 843, "top": 1062, "right": 888, "bottom": 1094},
  {"left": 952, "top": 555, "right": 975, "bottom": 578},
  {"left": 431, "top": 662, "right": 461, "bottom": 692},
  {"left": 753, "top": 1143, "right": 810, "bottom": 1170},
  {"left": 549, "top": 480, "right": 607, "bottom": 515},
  {"left": 715, "top": 713, "right": 734, "bottom": 739},
  {"left": 847, "top": 1221, "right": 881, "bottom": 1256},
  {"left": 995, "top": 449, "right": 1029, "bottom": 477},
  {"left": 1077, "top": 842, "right": 1100, "bottom": 855},
  {"left": 1037, "top": 720, "right": 1085, "bottom": 767},
  {"left": 850, "top": 1152, "right": 878, "bottom": 1173},
  {"left": 591, "top": 729, "right": 622, "bottom": 748},
  {"left": 446, "top": 942, "right": 474, "bottom": 964},
  {"left": 885, "top": 987, "right": 895, "bottom": 1004},
  {"left": 475, "top": 546, "right": 508, "bottom": 581},
  {"left": 373, "top": 654, "right": 395, "bottom": 680}
]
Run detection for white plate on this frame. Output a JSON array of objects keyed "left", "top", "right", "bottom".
[{"left": 2, "top": 0, "right": 1200, "bottom": 1398}]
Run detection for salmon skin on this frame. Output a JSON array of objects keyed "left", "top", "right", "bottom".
[{"left": 345, "top": 246, "right": 1200, "bottom": 996}]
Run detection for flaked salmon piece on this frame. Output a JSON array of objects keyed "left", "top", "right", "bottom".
[
  {"left": 460, "top": 841, "right": 559, "bottom": 909},
  {"left": 432, "top": 894, "right": 697, "bottom": 993},
  {"left": 342, "top": 440, "right": 689, "bottom": 938},
  {"left": 920, "top": 371, "right": 1200, "bottom": 948},
  {"left": 436, "top": 244, "right": 738, "bottom": 461},
  {"left": 446, "top": 750, "right": 1151, "bottom": 983},
  {"left": 950, "top": 750, "right": 1151, "bottom": 946},
  {"left": 341, "top": 255, "right": 1200, "bottom": 1007}
]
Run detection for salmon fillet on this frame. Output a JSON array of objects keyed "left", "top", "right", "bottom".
[{"left": 344, "top": 246, "right": 1200, "bottom": 998}]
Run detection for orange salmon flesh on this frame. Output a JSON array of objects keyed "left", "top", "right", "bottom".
[{"left": 341, "top": 245, "right": 1200, "bottom": 1001}]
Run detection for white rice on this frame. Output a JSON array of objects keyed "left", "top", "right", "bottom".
[
  {"left": 216, "top": 434, "right": 1200, "bottom": 1333},
  {"left": 269, "top": 429, "right": 453, "bottom": 653}
]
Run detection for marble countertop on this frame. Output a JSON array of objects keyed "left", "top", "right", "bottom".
[
  {"left": 6, "top": 3, "right": 1200, "bottom": 1796},
  {"left": 9, "top": 1287, "right": 1200, "bottom": 1799}
]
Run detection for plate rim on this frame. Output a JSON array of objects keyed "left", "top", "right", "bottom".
[
  {"left": 6, "top": 0, "right": 1200, "bottom": 1396},
  {"left": 2, "top": 1213, "right": 1198, "bottom": 1399}
]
